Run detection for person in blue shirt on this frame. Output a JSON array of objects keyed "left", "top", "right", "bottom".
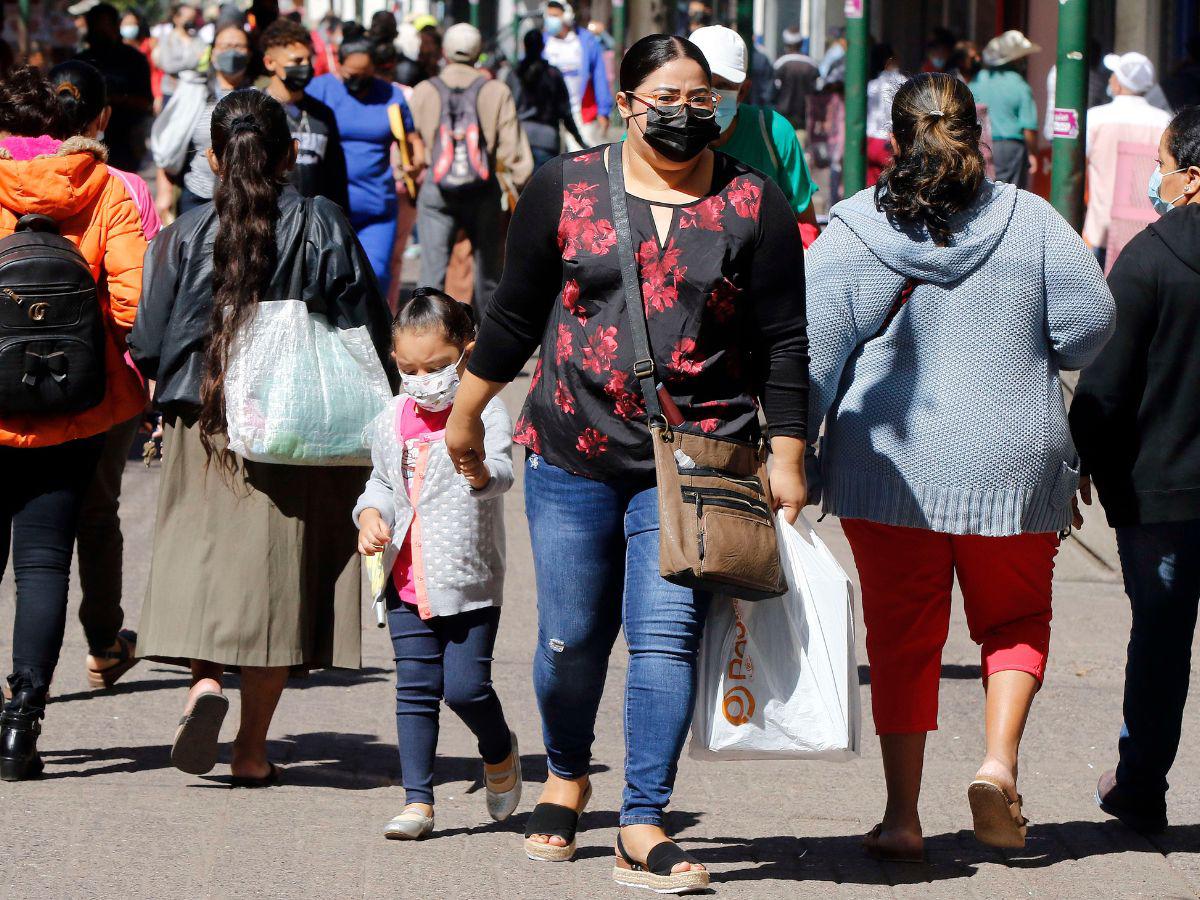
[{"left": 308, "top": 38, "right": 422, "bottom": 295}]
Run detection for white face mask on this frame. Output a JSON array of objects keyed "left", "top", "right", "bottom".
[
  {"left": 714, "top": 88, "right": 740, "bottom": 131},
  {"left": 400, "top": 352, "right": 463, "bottom": 412}
]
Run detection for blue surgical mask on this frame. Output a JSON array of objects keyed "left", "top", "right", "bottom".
[
  {"left": 1149, "top": 164, "right": 1187, "bottom": 216},
  {"left": 543, "top": 15, "right": 563, "bottom": 35},
  {"left": 714, "top": 88, "right": 739, "bottom": 132}
]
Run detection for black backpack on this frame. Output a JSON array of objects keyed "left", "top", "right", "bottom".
[
  {"left": 429, "top": 77, "right": 492, "bottom": 193},
  {"left": 0, "top": 214, "right": 106, "bottom": 415}
]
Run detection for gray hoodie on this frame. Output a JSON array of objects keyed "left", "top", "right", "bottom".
[{"left": 806, "top": 183, "right": 1115, "bottom": 536}]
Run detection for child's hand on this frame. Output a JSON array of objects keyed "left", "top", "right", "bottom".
[
  {"left": 358, "top": 509, "right": 392, "bottom": 556},
  {"left": 459, "top": 450, "right": 491, "bottom": 491}
]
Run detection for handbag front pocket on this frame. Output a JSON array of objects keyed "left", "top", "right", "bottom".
[{"left": 680, "top": 486, "right": 783, "bottom": 596}]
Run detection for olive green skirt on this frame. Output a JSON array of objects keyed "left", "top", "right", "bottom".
[{"left": 137, "top": 417, "right": 367, "bottom": 670}]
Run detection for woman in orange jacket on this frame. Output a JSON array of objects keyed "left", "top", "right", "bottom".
[{"left": 0, "top": 66, "right": 146, "bottom": 781}]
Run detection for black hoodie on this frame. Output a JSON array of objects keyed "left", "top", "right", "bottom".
[{"left": 1071, "top": 204, "right": 1200, "bottom": 527}]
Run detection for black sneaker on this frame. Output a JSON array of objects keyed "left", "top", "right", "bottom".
[{"left": 1096, "top": 768, "right": 1168, "bottom": 834}]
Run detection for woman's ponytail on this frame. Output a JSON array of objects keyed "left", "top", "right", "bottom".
[
  {"left": 47, "top": 60, "right": 107, "bottom": 138},
  {"left": 875, "top": 72, "right": 986, "bottom": 246},
  {"left": 198, "top": 90, "right": 292, "bottom": 472}
]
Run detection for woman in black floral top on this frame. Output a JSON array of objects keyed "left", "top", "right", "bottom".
[{"left": 447, "top": 34, "right": 808, "bottom": 892}]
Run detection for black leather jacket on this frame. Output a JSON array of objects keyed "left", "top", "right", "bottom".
[{"left": 129, "top": 189, "right": 393, "bottom": 417}]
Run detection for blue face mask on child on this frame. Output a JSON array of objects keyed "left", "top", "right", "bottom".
[
  {"left": 714, "top": 89, "right": 740, "bottom": 132},
  {"left": 1149, "top": 164, "right": 1187, "bottom": 216}
]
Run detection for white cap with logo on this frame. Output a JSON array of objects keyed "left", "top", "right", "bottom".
[
  {"left": 1104, "top": 51, "right": 1156, "bottom": 95},
  {"left": 688, "top": 25, "right": 747, "bottom": 85}
]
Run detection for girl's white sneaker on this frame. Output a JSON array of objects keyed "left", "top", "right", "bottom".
[
  {"left": 485, "top": 730, "right": 523, "bottom": 822},
  {"left": 384, "top": 807, "right": 435, "bottom": 840}
]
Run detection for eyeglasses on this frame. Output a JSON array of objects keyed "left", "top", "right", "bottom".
[{"left": 627, "top": 90, "right": 720, "bottom": 120}]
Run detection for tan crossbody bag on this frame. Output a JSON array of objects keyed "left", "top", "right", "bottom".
[{"left": 606, "top": 145, "right": 786, "bottom": 600}]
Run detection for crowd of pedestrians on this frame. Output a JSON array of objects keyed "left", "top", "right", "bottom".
[{"left": 0, "top": 4, "right": 1196, "bottom": 895}]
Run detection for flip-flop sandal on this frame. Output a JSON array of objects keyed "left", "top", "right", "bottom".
[
  {"left": 861, "top": 823, "right": 926, "bottom": 863},
  {"left": 87, "top": 630, "right": 140, "bottom": 690},
  {"left": 170, "top": 691, "right": 228, "bottom": 775},
  {"left": 230, "top": 762, "right": 283, "bottom": 789},
  {"left": 969, "top": 776, "right": 1028, "bottom": 849},
  {"left": 612, "top": 834, "right": 710, "bottom": 895},
  {"left": 523, "top": 781, "right": 592, "bottom": 862}
]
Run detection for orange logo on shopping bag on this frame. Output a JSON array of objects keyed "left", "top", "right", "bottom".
[{"left": 722, "top": 603, "right": 755, "bottom": 725}]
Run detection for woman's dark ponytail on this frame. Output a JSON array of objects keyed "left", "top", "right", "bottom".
[
  {"left": 875, "top": 72, "right": 986, "bottom": 246},
  {"left": 199, "top": 89, "right": 292, "bottom": 472},
  {"left": 48, "top": 60, "right": 107, "bottom": 139}
]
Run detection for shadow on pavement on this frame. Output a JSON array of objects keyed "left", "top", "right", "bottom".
[
  {"left": 39, "top": 743, "right": 173, "bottom": 778},
  {"left": 683, "top": 820, "right": 1200, "bottom": 886}
]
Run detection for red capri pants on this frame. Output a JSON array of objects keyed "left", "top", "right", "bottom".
[{"left": 841, "top": 519, "right": 1059, "bottom": 735}]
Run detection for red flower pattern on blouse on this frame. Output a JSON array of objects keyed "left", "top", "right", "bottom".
[
  {"left": 669, "top": 337, "right": 704, "bottom": 377},
  {"left": 553, "top": 382, "right": 577, "bottom": 415},
  {"left": 573, "top": 151, "right": 600, "bottom": 164},
  {"left": 576, "top": 427, "right": 609, "bottom": 459},
  {"left": 563, "top": 181, "right": 598, "bottom": 218},
  {"left": 679, "top": 195, "right": 727, "bottom": 231},
  {"left": 555, "top": 323, "right": 574, "bottom": 364},
  {"left": 697, "top": 418, "right": 720, "bottom": 433},
  {"left": 637, "top": 239, "right": 687, "bottom": 314},
  {"left": 728, "top": 178, "right": 762, "bottom": 219},
  {"left": 604, "top": 369, "right": 645, "bottom": 420},
  {"left": 561, "top": 279, "right": 587, "bottom": 323},
  {"left": 514, "top": 416, "right": 542, "bottom": 455},
  {"left": 559, "top": 181, "right": 617, "bottom": 260},
  {"left": 582, "top": 325, "right": 619, "bottom": 375},
  {"left": 530, "top": 358, "right": 543, "bottom": 390},
  {"left": 706, "top": 278, "right": 738, "bottom": 324}
]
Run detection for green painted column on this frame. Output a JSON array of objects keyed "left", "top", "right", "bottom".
[
  {"left": 1049, "top": 0, "right": 1089, "bottom": 231},
  {"left": 469, "top": 0, "right": 480, "bottom": 28},
  {"left": 843, "top": 0, "right": 870, "bottom": 195},
  {"left": 612, "top": 0, "right": 626, "bottom": 52},
  {"left": 736, "top": 0, "right": 754, "bottom": 58}
]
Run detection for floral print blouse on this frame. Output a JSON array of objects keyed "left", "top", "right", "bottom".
[{"left": 469, "top": 145, "right": 809, "bottom": 481}]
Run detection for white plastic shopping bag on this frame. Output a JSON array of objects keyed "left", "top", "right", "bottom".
[
  {"left": 224, "top": 299, "right": 391, "bottom": 465},
  {"left": 690, "top": 511, "right": 860, "bottom": 760}
]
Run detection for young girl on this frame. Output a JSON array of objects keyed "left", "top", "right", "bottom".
[{"left": 355, "top": 289, "right": 521, "bottom": 840}]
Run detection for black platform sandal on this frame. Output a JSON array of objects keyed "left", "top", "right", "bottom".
[
  {"left": 230, "top": 762, "right": 283, "bottom": 789},
  {"left": 612, "top": 834, "right": 710, "bottom": 895},
  {"left": 523, "top": 781, "right": 593, "bottom": 862}
]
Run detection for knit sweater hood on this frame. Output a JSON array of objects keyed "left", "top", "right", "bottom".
[{"left": 829, "top": 181, "right": 1018, "bottom": 286}]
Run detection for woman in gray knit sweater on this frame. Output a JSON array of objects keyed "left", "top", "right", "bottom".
[{"left": 806, "top": 73, "right": 1114, "bottom": 859}]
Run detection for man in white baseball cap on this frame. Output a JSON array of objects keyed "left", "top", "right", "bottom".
[
  {"left": 1084, "top": 51, "right": 1173, "bottom": 264},
  {"left": 688, "top": 25, "right": 820, "bottom": 237}
]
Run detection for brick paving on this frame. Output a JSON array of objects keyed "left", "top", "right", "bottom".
[{"left": 1, "top": 382, "right": 1198, "bottom": 899}]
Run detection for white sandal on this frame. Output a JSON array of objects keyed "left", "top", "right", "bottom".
[
  {"left": 384, "top": 806, "right": 435, "bottom": 841},
  {"left": 486, "top": 730, "right": 523, "bottom": 822}
]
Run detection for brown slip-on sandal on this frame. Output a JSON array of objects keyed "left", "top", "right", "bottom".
[
  {"left": 612, "top": 834, "right": 710, "bottom": 894},
  {"left": 170, "top": 691, "right": 229, "bottom": 775},
  {"left": 86, "top": 630, "right": 140, "bottom": 690},
  {"left": 969, "top": 776, "right": 1028, "bottom": 849},
  {"left": 861, "top": 824, "right": 926, "bottom": 864},
  {"left": 230, "top": 762, "right": 283, "bottom": 789},
  {"left": 523, "top": 781, "right": 593, "bottom": 862}
]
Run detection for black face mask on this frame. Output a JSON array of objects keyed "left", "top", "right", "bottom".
[
  {"left": 633, "top": 103, "right": 720, "bottom": 163},
  {"left": 344, "top": 74, "right": 371, "bottom": 95},
  {"left": 281, "top": 63, "right": 314, "bottom": 91},
  {"left": 213, "top": 50, "right": 250, "bottom": 76}
]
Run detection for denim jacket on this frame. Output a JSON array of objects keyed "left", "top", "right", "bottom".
[{"left": 353, "top": 395, "right": 513, "bottom": 620}]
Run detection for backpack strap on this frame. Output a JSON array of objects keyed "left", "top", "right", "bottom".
[
  {"left": 14, "top": 214, "right": 60, "bottom": 235},
  {"left": 757, "top": 108, "right": 780, "bottom": 172}
]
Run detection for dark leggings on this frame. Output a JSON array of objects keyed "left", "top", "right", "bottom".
[
  {"left": 388, "top": 595, "right": 512, "bottom": 805},
  {"left": 1, "top": 436, "right": 105, "bottom": 700}
]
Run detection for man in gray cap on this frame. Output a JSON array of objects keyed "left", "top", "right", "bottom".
[
  {"left": 407, "top": 22, "right": 532, "bottom": 313},
  {"left": 969, "top": 29, "right": 1040, "bottom": 188}
]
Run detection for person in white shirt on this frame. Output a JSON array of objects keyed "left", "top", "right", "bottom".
[
  {"left": 540, "top": 0, "right": 613, "bottom": 149},
  {"left": 866, "top": 43, "right": 907, "bottom": 185},
  {"left": 1084, "top": 52, "right": 1173, "bottom": 265}
]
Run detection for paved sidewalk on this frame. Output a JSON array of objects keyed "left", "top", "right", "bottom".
[{"left": 1, "top": 382, "right": 1198, "bottom": 899}]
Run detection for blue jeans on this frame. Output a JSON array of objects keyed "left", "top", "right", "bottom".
[
  {"left": 388, "top": 594, "right": 512, "bottom": 805},
  {"left": 524, "top": 453, "right": 710, "bottom": 826},
  {"left": 1115, "top": 520, "right": 1200, "bottom": 806}
]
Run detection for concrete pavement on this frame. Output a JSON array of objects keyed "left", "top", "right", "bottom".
[{"left": 1, "top": 380, "right": 1198, "bottom": 899}]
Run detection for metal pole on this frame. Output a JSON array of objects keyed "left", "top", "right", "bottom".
[
  {"left": 612, "top": 0, "right": 625, "bottom": 52},
  {"left": 469, "top": 0, "right": 479, "bottom": 28},
  {"left": 736, "top": 0, "right": 753, "bottom": 56},
  {"left": 1049, "top": 0, "right": 1088, "bottom": 231},
  {"left": 843, "top": 0, "right": 869, "bottom": 195}
]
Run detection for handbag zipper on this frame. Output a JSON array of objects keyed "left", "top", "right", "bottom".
[
  {"left": 681, "top": 487, "right": 773, "bottom": 518},
  {"left": 679, "top": 466, "right": 764, "bottom": 493}
]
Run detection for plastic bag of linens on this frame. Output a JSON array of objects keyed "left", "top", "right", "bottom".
[
  {"left": 224, "top": 299, "right": 391, "bottom": 465},
  {"left": 690, "top": 512, "right": 860, "bottom": 760}
]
